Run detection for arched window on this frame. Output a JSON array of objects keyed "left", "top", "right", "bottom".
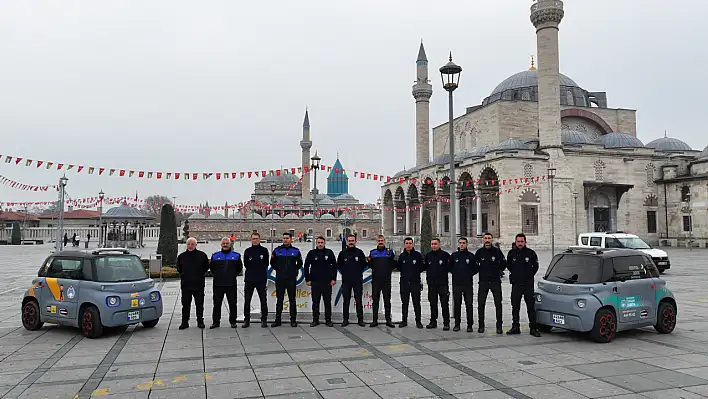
[
  {"left": 566, "top": 90, "right": 574, "bottom": 105},
  {"left": 594, "top": 160, "right": 605, "bottom": 181}
]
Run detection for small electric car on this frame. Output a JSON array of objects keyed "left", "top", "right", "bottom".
[
  {"left": 535, "top": 246, "right": 676, "bottom": 343},
  {"left": 21, "top": 248, "right": 163, "bottom": 338}
]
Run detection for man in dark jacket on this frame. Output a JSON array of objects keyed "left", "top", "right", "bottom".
[
  {"left": 337, "top": 234, "right": 368, "bottom": 327},
  {"left": 397, "top": 237, "right": 425, "bottom": 328},
  {"left": 304, "top": 236, "right": 337, "bottom": 327},
  {"left": 242, "top": 232, "right": 270, "bottom": 328},
  {"left": 424, "top": 238, "right": 451, "bottom": 330},
  {"left": 450, "top": 237, "right": 477, "bottom": 332},
  {"left": 270, "top": 232, "right": 303, "bottom": 327},
  {"left": 367, "top": 235, "right": 396, "bottom": 328},
  {"left": 176, "top": 237, "right": 210, "bottom": 329},
  {"left": 475, "top": 232, "right": 506, "bottom": 334},
  {"left": 208, "top": 237, "right": 243, "bottom": 329},
  {"left": 506, "top": 233, "right": 541, "bottom": 337}
]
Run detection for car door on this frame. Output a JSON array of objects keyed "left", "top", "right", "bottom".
[
  {"left": 36, "top": 256, "right": 54, "bottom": 323},
  {"left": 613, "top": 255, "right": 656, "bottom": 325},
  {"left": 45, "top": 257, "right": 83, "bottom": 325}
]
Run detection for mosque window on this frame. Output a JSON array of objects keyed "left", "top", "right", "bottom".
[
  {"left": 521, "top": 206, "right": 538, "bottom": 235},
  {"left": 646, "top": 211, "right": 657, "bottom": 234},
  {"left": 681, "top": 186, "right": 691, "bottom": 202},
  {"left": 523, "top": 164, "right": 534, "bottom": 179},
  {"left": 566, "top": 90, "right": 574, "bottom": 105},
  {"left": 326, "top": 228, "right": 332, "bottom": 238},
  {"left": 362, "top": 229, "right": 368, "bottom": 238},
  {"left": 521, "top": 91, "right": 530, "bottom": 101},
  {"left": 594, "top": 160, "right": 605, "bottom": 181},
  {"left": 646, "top": 164, "right": 656, "bottom": 186}
]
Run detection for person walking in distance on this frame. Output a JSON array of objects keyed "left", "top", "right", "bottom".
[
  {"left": 176, "top": 237, "right": 210, "bottom": 329},
  {"left": 270, "top": 232, "right": 303, "bottom": 327},
  {"left": 208, "top": 237, "right": 243, "bottom": 329},
  {"left": 304, "top": 236, "right": 337, "bottom": 327},
  {"left": 242, "top": 233, "right": 270, "bottom": 328},
  {"left": 424, "top": 238, "right": 451, "bottom": 330},
  {"left": 450, "top": 237, "right": 477, "bottom": 332},
  {"left": 397, "top": 237, "right": 425, "bottom": 328},
  {"left": 475, "top": 232, "right": 506, "bottom": 334},
  {"left": 367, "top": 235, "right": 396, "bottom": 328},
  {"left": 337, "top": 234, "right": 368, "bottom": 327},
  {"left": 506, "top": 233, "right": 541, "bottom": 337}
]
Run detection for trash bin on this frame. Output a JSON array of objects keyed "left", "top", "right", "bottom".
[
  {"left": 85, "top": 241, "right": 89, "bottom": 249},
  {"left": 149, "top": 254, "right": 162, "bottom": 275}
]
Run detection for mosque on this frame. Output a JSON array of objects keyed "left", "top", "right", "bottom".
[
  {"left": 381, "top": 0, "right": 708, "bottom": 249},
  {"left": 188, "top": 111, "right": 381, "bottom": 242}
]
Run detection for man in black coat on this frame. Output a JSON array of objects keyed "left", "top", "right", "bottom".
[
  {"left": 367, "top": 235, "right": 396, "bottom": 328},
  {"left": 242, "top": 232, "right": 270, "bottom": 328},
  {"left": 475, "top": 232, "right": 506, "bottom": 334},
  {"left": 208, "top": 237, "right": 244, "bottom": 329},
  {"left": 304, "top": 236, "right": 337, "bottom": 327},
  {"left": 450, "top": 237, "right": 477, "bottom": 332},
  {"left": 424, "top": 238, "right": 451, "bottom": 330},
  {"left": 337, "top": 234, "right": 368, "bottom": 327},
  {"left": 176, "top": 237, "right": 210, "bottom": 329},
  {"left": 270, "top": 232, "right": 303, "bottom": 327},
  {"left": 506, "top": 233, "right": 541, "bottom": 337},
  {"left": 397, "top": 237, "right": 425, "bottom": 328}
]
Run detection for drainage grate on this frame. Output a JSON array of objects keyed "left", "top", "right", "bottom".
[
  {"left": 326, "top": 377, "right": 346, "bottom": 385},
  {"left": 518, "top": 360, "right": 537, "bottom": 365}
]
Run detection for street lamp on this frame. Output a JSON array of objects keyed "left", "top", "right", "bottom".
[
  {"left": 98, "top": 189, "right": 105, "bottom": 247},
  {"left": 310, "top": 152, "right": 321, "bottom": 249},
  {"left": 572, "top": 191, "right": 578, "bottom": 240},
  {"left": 548, "top": 167, "right": 557, "bottom": 254},
  {"left": 440, "top": 52, "right": 462, "bottom": 248},
  {"left": 270, "top": 183, "right": 277, "bottom": 251},
  {"left": 54, "top": 175, "right": 68, "bottom": 252},
  {"left": 376, "top": 198, "right": 382, "bottom": 234}
]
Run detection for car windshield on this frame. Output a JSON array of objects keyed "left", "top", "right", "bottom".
[
  {"left": 616, "top": 237, "right": 651, "bottom": 249},
  {"left": 545, "top": 254, "right": 603, "bottom": 284},
  {"left": 95, "top": 256, "right": 148, "bottom": 282}
]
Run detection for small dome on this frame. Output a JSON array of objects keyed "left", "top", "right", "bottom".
[
  {"left": 318, "top": 197, "right": 335, "bottom": 206},
  {"left": 248, "top": 212, "right": 263, "bottom": 219},
  {"left": 699, "top": 146, "right": 708, "bottom": 160},
  {"left": 266, "top": 213, "right": 281, "bottom": 220},
  {"left": 433, "top": 154, "right": 451, "bottom": 165},
  {"left": 393, "top": 169, "right": 411, "bottom": 178},
  {"left": 188, "top": 213, "right": 206, "bottom": 220},
  {"left": 104, "top": 205, "right": 154, "bottom": 219},
  {"left": 356, "top": 213, "right": 370, "bottom": 220},
  {"left": 334, "top": 193, "right": 357, "bottom": 201},
  {"left": 283, "top": 213, "right": 300, "bottom": 220},
  {"left": 645, "top": 137, "right": 693, "bottom": 152},
  {"left": 493, "top": 139, "right": 529, "bottom": 152},
  {"left": 595, "top": 132, "right": 644, "bottom": 149},
  {"left": 302, "top": 214, "right": 314, "bottom": 220},
  {"left": 208, "top": 213, "right": 225, "bottom": 219},
  {"left": 456, "top": 146, "right": 490, "bottom": 160},
  {"left": 339, "top": 213, "right": 354, "bottom": 220},
  {"left": 258, "top": 173, "right": 300, "bottom": 184},
  {"left": 319, "top": 213, "right": 336, "bottom": 220},
  {"left": 562, "top": 130, "right": 594, "bottom": 145},
  {"left": 297, "top": 198, "right": 314, "bottom": 206}
]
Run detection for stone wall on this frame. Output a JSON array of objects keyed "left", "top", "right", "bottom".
[
  {"left": 188, "top": 219, "right": 381, "bottom": 242},
  {"left": 431, "top": 103, "right": 500, "bottom": 159}
]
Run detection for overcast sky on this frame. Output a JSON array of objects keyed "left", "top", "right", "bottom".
[{"left": 1, "top": 0, "right": 706, "bottom": 211}]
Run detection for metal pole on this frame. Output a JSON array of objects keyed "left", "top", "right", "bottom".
[
  {"left": 550, "top": 178, "right": 555, "bottom": 254},
  {"left": 98, "top": 193, "right": 104, "bottom": 248},
  {"left": 55, "top": 177, "right": 67, "bottom": 252},
  {"left": 572, "top": 192, "right": 578, "bottom": 240},
  {"left": 270, "top": 196, "right": 275, "bottom": 252},
  {"left": 311, "top": 167, "right": 318, "bottom": 250},
  {"left": 448, "top": 90, "right": 456, "bottom": 249}
]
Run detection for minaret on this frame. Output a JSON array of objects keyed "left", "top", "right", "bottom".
[
  {"left": 531, "top": 0, "right": 564, "bottom": 151},
  {"left": 300, "top": 108, "right": 312, "bottom": 199},
  {"left": 412, "top": 42, "right": 433, "bottom": 167}
]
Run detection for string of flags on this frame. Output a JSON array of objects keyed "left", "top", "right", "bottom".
[{"left": 0, "top": 175, "right": 57, "bottom": 192}]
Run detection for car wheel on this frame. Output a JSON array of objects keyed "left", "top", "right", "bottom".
[
  {"left": 21, "top": 301, "right": 43, "bottom": 331},
  {"left": 81, "top": 306, "right": 103, "bottom": 339},
  {"left": 654, "top": 301, "right": 677, "bottom": 334},
  {"left": 537, "top": 324, "right": 553, "bottom": 333},
  {"left": 590, "top": 308, "right": 616, "bottom": 343},
  {"left": 658, "top": 269, "right": 665, "bottom": 274},
  {"left": 142, "top": 319, "right": 159, "bottom": 328}
]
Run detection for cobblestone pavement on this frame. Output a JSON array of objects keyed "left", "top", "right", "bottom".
[{"left": 1, "top": 243, "right": 708, "bottom": 398}]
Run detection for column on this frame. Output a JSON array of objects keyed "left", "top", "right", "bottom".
[
  {"left": 405, "top": 199, "right": 411, "bottom": 235},
  {"left": 436, "top": 198, "right": 442, "bottom": 235},
  {"left": 392, "top": 208, "right": 396, "bottom": 235},
  {"left": 476, "top": 185, "right": 482, "bottom": 237},
  {"left": 419, "top": 204, "right": 424, "bottom": 235},
  {"left": 454, "top": 189, "right": 461, "bottom": 238},
  {"left": 466, "top": 200, "right": 472, "bottom": 237}
]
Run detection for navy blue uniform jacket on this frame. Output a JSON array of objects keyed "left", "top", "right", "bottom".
[
  {"left": 243, "top": 245, "right": 270, "bottom": 283},
  {"left": 337, "top": 247, "right": 368, "bottom": 284},
  {"left": 506, "top": 246, "right": 539, "bottom": 284},
  {"left": 397, "top": 249, "right": 425, "bottom": 284},
  {"left": 270, "top": 245, "right": 303, "bottom": 281},
  {"left": 424, "top": 249, "right": 451, "bottom": 285},
  {"left": 304, "top": 247, "right": 337, "bottom": 283},
  {"left": 209, "top": 250, "right": 243, "bottom": 287},
  {"left": 176, "top": 249, "right": 210, "bottom": 290},
  {"left": 368, "top": 247, "right": 396, "bottom": 283},
  {"left": 449, "top": 249, "right": 477, "bottom": 286},
  {"left": 475, "top": 246, "right": 506, "bottom": 282}
]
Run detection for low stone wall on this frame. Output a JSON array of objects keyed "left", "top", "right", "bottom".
[{"left": 188, "top": 219, "right": 381, "bottom": 242}]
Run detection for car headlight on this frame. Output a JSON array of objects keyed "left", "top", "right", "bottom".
[
  {"left": 576, "top": 299, "right": 586, "bottom": 308},
  {"left": 537, "top": 281, "right": 542, "bottom": 288},
  {"left": 535, "top": 294, "right": 542, "bottom": 303},
  {"left": 149, "top": 291, "right": 161, "bottom": 302},
  {"left": 106, "top": 296, "right": 121, "bottom": 307}
]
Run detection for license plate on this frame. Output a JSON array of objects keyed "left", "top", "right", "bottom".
[
  {"left": 657, "top": 261, "right": 667, "bottom": 266},
  {"left": 127, "top": 310, "right": 140, "bottom": 321},
  {"left": 552, "top": 314, "right": 565, "bottom": 325}
]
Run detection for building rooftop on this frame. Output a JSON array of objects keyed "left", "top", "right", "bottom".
[
  {"left": 39, "top": 209, "right": 101, "bottom": 219},
  {"left": 645, "top": 136, "right": 693, "bottom": 152}
]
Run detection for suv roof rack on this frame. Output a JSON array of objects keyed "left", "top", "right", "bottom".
[
  {"left": 90, "top": 248, "right": 130, "bottom": 255},
  {"left": 565, "top": 246, "right": 614, "bottom": 255}
]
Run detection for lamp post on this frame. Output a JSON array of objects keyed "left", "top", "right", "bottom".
[
  {"left": 98, "top": 189, "right": 105, "bottom": 247},
  {"left": 54, "top": 175, "right": 68, "bottom": 252},
  {"left": 440, "top": 53, "right": 462, "bottom": 248},
  {"left": 310, "top": 152, "right": 321, "bottom": 249},
  {"left": 686, "top": 192, "right": 693, "bottom": 249},
  {"left": 548, "top": 167, "right": 557, "bottom": 254},
  {"left": 377, "top": 198, "right": 382, "bottom": 234},
  {"left": 572, "top": 191, "right": 578, "bottom": 240},
  {"left": 270, "top": 183, "right": 277, "bottom": 251}
]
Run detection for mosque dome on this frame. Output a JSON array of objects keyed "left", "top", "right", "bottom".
[
  {"left": 318, "top": 197, "right": 335, "bottom": 206},
  {"left": 319, "top": 213, "right": 336, "bottom": 220},
  {"left": 493, "top": 139, "right": 529, "bottom": 152},
  {"left": 188, "top": 213, "right": 206, "bottom": 220},
  {"left": 595, "top": 132, "right": 644, "bottom": 149},
  {"left": 645, "top": 137, "right": 693, "bottom": 152},
  {"left": 562, "top": 130, "right": 594, "bottom": 145},
  {"left": 258, "top": 173, "right": 299, "bottom": 184},
  {"left": 283, "top": 213, "right": 300, "bottom": 220},
  {"left": 699, "top": 146, "right": 708, "bottom": 160},
  {"left": 490, "top": 70, "right": 581, "bottom": 97},
  {"left": 207, "top": 213, "right": 225, "bottom": 220}
]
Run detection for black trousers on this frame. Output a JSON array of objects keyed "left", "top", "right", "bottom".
[
  {"left": 212, "top": 285, "right": 237, "bottom": 324},
  {"left": 243, "top": 280, "right": 268, "bottom": 322},
  {"left": 181, "top": 288, "right": 204, "bottom": 324},
  {"left": 428, "top": 283, "right": 450, "bottom": 324},
  {"left": 511, "top": 281, "right": 536, "bottom": 329},
  {"left": 275, "top": 279, "right": 297, "bottom": 322},
  {"left": 371, "top": 280, "right": 392, "bottom": 322},
  {"left": 452, "top": 284, "right": 474, "bottom": 326},
  {"left": 478, "top": 280, "right": 503, "bottom": 328},
  {"left": 400, "top": 281, "right": 422, "bottom": 322},
  {"left": 311, "top": 281, "right": 333, "bottom": 322},
  {"left": 341, "top": 281, "right": 363, "bottom": 321}
]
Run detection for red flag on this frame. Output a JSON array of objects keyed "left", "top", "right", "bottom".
[
  {"left": 291, "top": 168, "right": 296, "bottom": 174},
  {"left": 192, "top": 173, "right": 198, "bottom": 180},
  {"left": 232, "top": 173, "right": 237, "bottom": 179},
  {"left": 261, "top": 170, "right": 266, "bottom": 177},
  {"left": 99, "top": 168, "right": 105, "bottom": 175},
  {"left": 138, "top": 171, "right": 144, "bottom": 178},
  {"left": 248, "top": 171, "right": 252, "bottom": 178},
  {"left": 276, "top": 170, "right": 281, "bottom": 176},
  {"left": 57, "top": 163, "right": 64, "bottom": 170},
  {"left": 15, "top": 157, "right": 23, "bottom": 165},
  {"left": 156, "top": 172, "right": 162, "bottom": 179},
  {"left": 37, "top": 161, "right": 44, "bottom": 168},
  {"left": 77, "top": 166, "right": 84, "bottom": 173},
  {"left": 216, "top": 173, "right": 221, "bottom": 180},
  {"left": 175, "top": 173, "right": 181, "bottom": 179},
  {"left": 119, "top": 170, "right": 126, "bottom": 177}
]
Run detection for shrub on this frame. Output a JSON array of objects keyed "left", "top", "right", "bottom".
[
  {"left": 157, "top": 204, "right": 178, "bottom": 266},
  {"left": 420, "top": 208, "right": 432, "bottom": 255}
]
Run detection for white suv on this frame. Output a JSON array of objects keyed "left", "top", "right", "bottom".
[{"left": 577, "top": 232, "right": 671, "bottom": 273}]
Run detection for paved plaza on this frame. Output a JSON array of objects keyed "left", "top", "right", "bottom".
[{"left": 0, "top": 243, "right": 708, "bottom": 398}]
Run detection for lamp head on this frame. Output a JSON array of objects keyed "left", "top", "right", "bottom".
[
  {"left": 439, "top": 52, "right": 462, "bottom": 92},
  {"left": 547, "top": 167, "right": 557, "bottom": 179}
]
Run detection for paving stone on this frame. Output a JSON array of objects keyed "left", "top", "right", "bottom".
[
  {"left": 319, "top": 386, "right": 379, "bottom": 399},
  {"left": 641, "top": 388, "right": 705, "bottom": 399},
  {"left": 411, "top": 363, "right": 465, "bottom": 379},
  {"left": 560, "top": 378, "right": 632, "bottom": 398},
  {"left": 255, "top": 365, "right": 305, "bottom": 380},
  {"left": 259, "top": 376, "right": 317, "bottom": 396},
  {"left": 17, "top": 382, "right": 84, "bottom": 399},
  {"left": 515, "top": 383, "right": 587, "bottom": 399},
  {"left": 369, "top": 381, "right": 435, "bottom": 398},
  {"left": 298, "top": 361, "right": 349, "bottom": 377},
  {"left": 640, "top": 370, "right": 708, "bottom": 388},
  {"left": 248, "top": 353, "right": 293, "bottom": 367},
  {"left": 147, "top": 385, "right": 206, "bottom": 399},
  {"left": 308, "top": 372, "right": 365, "bottom": 390},
  {"left": 104, "top": 362, "right": 157, "bottom": 379},
  {"left": 524, "top": 366, "right": 589, "bottom": 383},
  {"left": 36, "top": 366, "right": 96, "bottom": 383},
  {"left": 342, "top": 358, "right": 393, "bottom": 372},
  {"left": 204, "top": 356, "right": 250, "bottom": 371},
  {"left": 603, "top": 373, "right": 672, "bottom": 392},
  {"left": 570, "top": 360, "right": 663, "bottom": 378},
  {"left": 393, "top": 354, "right": 445, "bottom": 367},
  {"left": 431, "top": 375, "right": 493, "bottom": 394},
  {"left": 486, "top": 370, "right": 548, "bottom": 388},
  {"left": 354, "top": 368, "right": 411, "bottom": 385}
]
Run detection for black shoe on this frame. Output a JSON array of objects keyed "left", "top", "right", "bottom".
[
  {"left": 466, "top": 325, "right": 473, "bottom": 333},
  {"left": 453, "top": 325, "right": 461, "bottom": 332},
  {"left": 426, "top": 322, "right": 437, "bottom": 329},
  {"left": 325, "top": 321, "right": 334, "bottom": 327},
  {"left": 398, "top": 321, "right": 407, "bottom": 328},
  {"left": 416, "top": 321, "right": 424, "bottom": 329},
  {"left": 230, "top": 323, "right": 237, "bottom": 328},
  {"left": 507, "top": 327, "right": 521, "bottom": 335},
  {"left": 310, "top": 321, "right": 319, "bottom": 327},
  {"left": 497, "top": 328, "right": 503, "bottom": 334},
  {"left": 178, "top": 323, "right": 188, "bottom": 330},
  {"left": 530, "top": 329, "right": 541, "bottom": 337},
  {"left": 242, "top": 320, "right": 250, "bottom": 328},
  {"left": 197, "top": 321, "right": 205, "bottom": 329},
  {"left": 261, "top": 321, "right": 268, "bottom": 328},
  {"left": 357, "top": 320, "right": 365, "bottom": 327},
  {"left": 209, "top": 323, "right": 219, "bottom": 329},
  {"left": 478, "top": 326, "right": 485, "bottom": 333},
  {"left": 443, "top": 324, "right": 450, "bottom": 331},
  {"left": 342, "top": 320, "right": 349, "bottom": 327},
  {"left": 370, "top": 321, "right": 379, "bottom": 328},
  {"left": 271, "top": 321, "right": 281, "bottom": 327},
  {"left": 385, "top": 321, "right": 396, "bottom": 328},
  {"left": 290, "top": 321, "right": 298, "bottom": 327}
]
